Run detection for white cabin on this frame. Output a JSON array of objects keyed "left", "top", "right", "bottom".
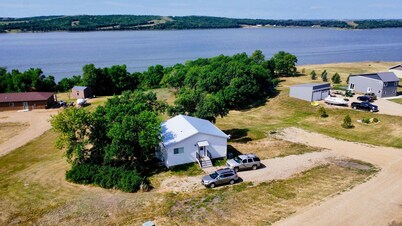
[{"left": 157, "top": 115, "right": 229, "bottom": 168}]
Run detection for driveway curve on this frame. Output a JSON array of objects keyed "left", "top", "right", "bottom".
[{"left": 275, "top": 127, "right": 402, "bottom": 226}]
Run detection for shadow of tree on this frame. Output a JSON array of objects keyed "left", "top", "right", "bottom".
[{"left": 223, "top": 128, "right": 253, "bottom": 143}]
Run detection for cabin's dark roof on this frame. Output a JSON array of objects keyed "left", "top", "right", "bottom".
[
  {"left": 0, "top": 92, "right": 54, "bottom": 103},
  {"left": 72, "top": 86, "right": 88, "bottom": 91}
]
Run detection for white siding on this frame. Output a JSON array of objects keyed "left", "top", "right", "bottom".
[
  {"left": 164, "top": 133, "right": 227, "bottom": 168},
  {"left": 389, "top": 69, "right": 402, "bottom": 79}
]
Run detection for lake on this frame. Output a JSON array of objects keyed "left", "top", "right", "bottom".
[{"left": 1, "top": 28, "right": 402, "bottom": 81}]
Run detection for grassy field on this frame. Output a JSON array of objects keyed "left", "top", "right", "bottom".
[
  {"left": 296, "top": 61, "right": 398, "bottom": 87},
  {"left": 216, "top": 62, "right": 402, "bottom": 149},
  {"left": 0, "top": 130, "right": 377, "bottom": 225},
  {"left": 0, "top": 122, "right": 29, "bottom": 144}
]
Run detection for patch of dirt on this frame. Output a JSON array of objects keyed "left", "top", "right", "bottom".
[
  {"left": 0, "top": 109, "right": 58, "bottom": 156},
  {"left": 0, "top": 122, "right": 29, "bottom": 144}
]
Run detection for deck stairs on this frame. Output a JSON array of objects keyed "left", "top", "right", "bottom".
[{"left": 199, "top": 156, "right": 213, "bottom": 168}]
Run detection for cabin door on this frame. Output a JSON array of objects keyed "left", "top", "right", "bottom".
[{"left": 22, "top": 102, "right": 29, "bottom": 110}]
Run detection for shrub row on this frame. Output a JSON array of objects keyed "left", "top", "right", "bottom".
[{"left": 66, "top": 163, "right": 143, "bottom": 192}]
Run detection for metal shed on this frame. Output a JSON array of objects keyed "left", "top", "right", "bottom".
[{"left": 289, "top": 83, "right": 330, "bottom": 102}]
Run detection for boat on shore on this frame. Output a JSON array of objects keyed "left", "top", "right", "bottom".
[{"left": 324, "top": 96, "right": 348, "bottom": 106}]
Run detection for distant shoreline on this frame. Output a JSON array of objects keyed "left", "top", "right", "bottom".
[{"left": 1, "top": 15, "right": 402, "bottom": 34}]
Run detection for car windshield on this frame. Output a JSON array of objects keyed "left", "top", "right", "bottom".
[
  {"left": 209, "top": 172, "right": 219, "bottom": 179},
  {"left": 234, "top": 156, "right": 242, "bottom": 163}
]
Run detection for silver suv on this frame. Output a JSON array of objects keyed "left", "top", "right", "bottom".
[
  {"left": 201, "top": 168, "right": 238, "bottom": 188},
  {"left": 226, "top": 154, "right": 261, "bottom": 172}
]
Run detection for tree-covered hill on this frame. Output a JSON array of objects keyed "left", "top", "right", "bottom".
[{"left": 1, "top": 15, "right": 401, "bottom": 33}]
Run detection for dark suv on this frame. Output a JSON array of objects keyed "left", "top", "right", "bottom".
[
  {"left": 201, "top": 168, "right": 238, "bottom": 188},
  {"left": 226, "top": 154, "right": 261, "bottom": 172},
  {"left": 351, "top": 102, "right": 378, "bottom": 112}
]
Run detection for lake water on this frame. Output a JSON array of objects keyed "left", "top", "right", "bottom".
[{"left": 1, "top": 28, "right": 402, "bottom": 81}]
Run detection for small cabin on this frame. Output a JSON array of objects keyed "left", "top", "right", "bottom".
[{"left": 71, "top": 86, "right": 92, "bottom": 99}]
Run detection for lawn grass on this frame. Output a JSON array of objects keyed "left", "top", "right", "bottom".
[{"left": 390, "top": 98, "right": 402, "bottom": 105}]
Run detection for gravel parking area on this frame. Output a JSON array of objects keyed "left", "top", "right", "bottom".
[{"left": 320, "top": 94, "right": 402, "bottom": 117}]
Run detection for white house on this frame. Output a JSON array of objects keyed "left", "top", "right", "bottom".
[
  {"left": 157, "top": 115, "right": 229, "bottom": 168},
  {"left": 389, "top": 64, "right": 402, "bottom": 79}
]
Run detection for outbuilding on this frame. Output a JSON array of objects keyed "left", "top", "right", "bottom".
[
  {"left": 289, "top": 83, "right": 330, "bottom": 102},
  {"left": 157, "top": 115, "right": 229, "bottom": 168},
  {"left": 0, "top": 92, "right": 55, "bottom": 112},
  {"left": 348, "top": 72, "right": 399, "bottom": 98},
  {"left": 70, "top": 86, "right": 92, "bottom": 99},
  {"left": 389, "top": 64, "right": 402, "bottom": 78}
]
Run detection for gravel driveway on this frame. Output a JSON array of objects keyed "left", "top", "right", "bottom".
[
  {"left": 157, "top": 151, "right": 337, "bottom": 193},
  {"left": 322, "top": 94, "right": 402, "bottom": 117}
]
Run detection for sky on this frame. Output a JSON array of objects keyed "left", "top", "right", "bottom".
[{"left": 0, "top": 0, "right": 401, "bottom": 19}]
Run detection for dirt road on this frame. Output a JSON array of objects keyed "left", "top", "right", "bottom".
[
  {"left": 158, "top": 151, "right": 337, "bottom": 193},
  {"left": 275, "top": 127, "right": 402, "bottom": 226},
  {"left": 0, "top": 109, "right": 57, "bottom": 157}
]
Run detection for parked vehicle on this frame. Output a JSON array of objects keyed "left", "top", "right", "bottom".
[
  {"left": 201, "top": 168, "right": 238, "bottom": 188},
  {"left": 357, "top": 96, "right": 373, "bottom": 102},
  {"left": 226, "top": 154, "right": 261, "bottom": 172},
  {"left": 351, "top": 102, "right": 378, "bottom": 112},
  {"left": 324, "top": 96, "right": 348, "bottom": 106},
  {"left": 364, "top": 93, "right": 377, "bottom": 101},
  {"left": 345, "top": 89, "right": 354, "bottom": 97}
]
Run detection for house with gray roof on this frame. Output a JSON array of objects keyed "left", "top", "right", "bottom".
[
  {"left": 348, "top": 72, "right": 399, "bottom": 98},
  {"left": 389, "top": 64, "right": 402, "bottom": 78},
  {"left": 157, "top": 115, "right": 229, "bottom": 168},
  {"left": 289, "top": 83, "right": 330, "bottom": 102}
]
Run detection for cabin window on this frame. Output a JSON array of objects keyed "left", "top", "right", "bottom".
[
  {"left": 384, "top": 82, "right": 388, "bottom": 87},
  {"left": 173, "top": 147, "right": 184, "bottom": 154},
  {"left": 395, "top": 82, "right": 399, "bottom": 86},
  {"left": 76, "top": 91, "right": 79, "bottom": 96},
  {"left": 9, "top": 102, "right": 14, "bottom": 107}
]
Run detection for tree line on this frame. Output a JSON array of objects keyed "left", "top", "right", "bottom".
[{"left": 3, "top": 15, "right": 401, "bottom": 33}]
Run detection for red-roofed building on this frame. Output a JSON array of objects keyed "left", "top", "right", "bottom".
[{"left": 0, "top": 92, "right": 55, "bottom": 112}]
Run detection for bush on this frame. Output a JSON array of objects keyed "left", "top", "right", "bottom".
[
  {"left": 373, "top": 118, "right": 379, "bottom": 123},
  {"left": 362, "top": 118, "right": 370, "bottom": 124},
  {"left": 318, "top": 107, "right": 328, "bottom": 118},
  {"left": 66, "top": 164, "right": 143, "bottom": 192},
  {"left": 342, "top": 115, "right": 354, "bottom": 129}
]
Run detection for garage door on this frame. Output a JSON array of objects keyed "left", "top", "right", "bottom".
[
  {"left": 312, "top": 91, "right": 321, "bottom": 101},
  {"left": 321, "top": 89, "right": 330, "bottom": 99}
]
